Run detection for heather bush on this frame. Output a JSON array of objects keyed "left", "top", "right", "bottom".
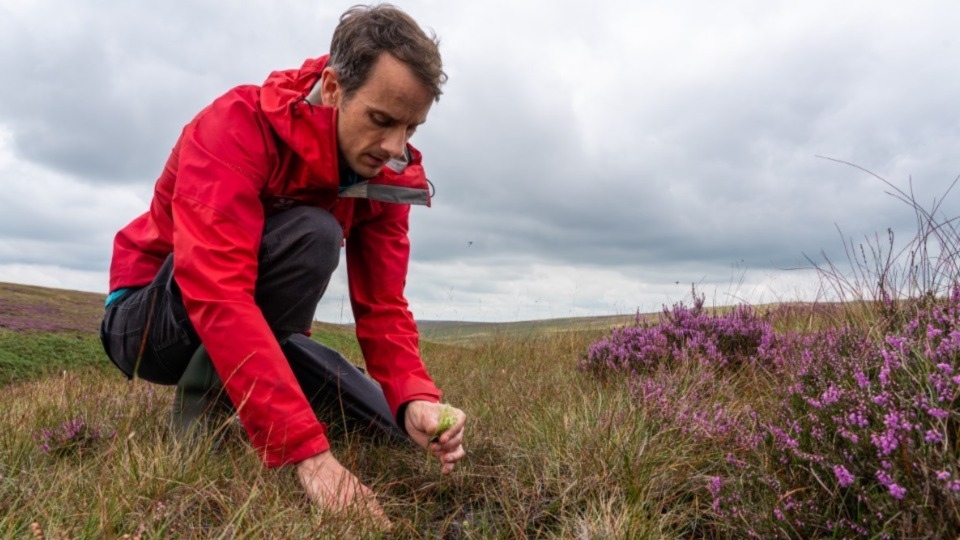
[
  {"left": 583, "top": 285, "right": 960, "bottom": 537},
  {"left": 758, "top": 285, "right": 960, "bottom": 538},
  {"left": 581, "top": 290, "right": 786, "bottom": 535},
  {"left": 34, "top": 416, "right": 113, "bottom": 457},
  {"left": 581, "top": 169, "right": 960, "bottom": 537},
  {"left": 580, "top": 287, "right": 780, "bottom": 377}
]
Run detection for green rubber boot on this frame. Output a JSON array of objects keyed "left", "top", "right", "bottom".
[{"left": 170, "top": 345, "right": 232, "bottom": 437}]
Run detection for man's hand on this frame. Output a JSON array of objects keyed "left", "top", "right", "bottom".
[
  {"left": 295, "top": 451, "right": 391, "bottom": 528},
  {"left": 404, "top": 400, "right": 467, "bottom": 474}
]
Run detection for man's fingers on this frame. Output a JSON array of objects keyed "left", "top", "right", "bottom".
[
  {"left": 352, "top": 487, "right": 392, "bottom": 528},
  {"left": 431, "top": 426, "right": 464, "bottom": 457},
  {"left": 297, "top": 452, "right": 391, "bottom": 529},
  {"left": 441, "top": 426, "right": 465, "bottom": 447},
  {"left": 367, "top": 500, "right": 392, "bottom": 529},
  {"left": 438, "top": 410, "right": 466, "bottom": 438},
  {"left": 439, "top": 444, "right": 466, "bottom": 474},
  {"left": 433, "top": 416, "right": 465, "bottom": 446},
  {"left": 430, "top": 441, "right": 467, "bottom": 475},
  {"left": 325, "top": 477, "right": 392, "bottom": 529},
  {"left": 444, "top": 444, "right": 467, "bottom": 463}
]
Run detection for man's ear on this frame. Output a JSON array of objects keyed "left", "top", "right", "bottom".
[{"left": 318, "top": 67, "right": 342, "bottom": 107}]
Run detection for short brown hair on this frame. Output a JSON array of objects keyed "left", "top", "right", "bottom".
[{"left": 328, "top": 4, "right": 447, "bottom": 101}]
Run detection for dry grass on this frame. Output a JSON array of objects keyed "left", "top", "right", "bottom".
[
  {"left": 1, "top": 325, "right": 720, "bottom": 539},
  {"left": 4, "top": 294, "right": 948, "bottom": 538}
]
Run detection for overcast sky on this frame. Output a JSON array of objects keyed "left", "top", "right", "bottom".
[{"left": 1, "top": 0, "right": 958, "bottom": 322}]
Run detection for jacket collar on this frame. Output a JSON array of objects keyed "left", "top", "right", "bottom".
[{"left": 259, "top": 56, "right": 431, "bottom": 206}]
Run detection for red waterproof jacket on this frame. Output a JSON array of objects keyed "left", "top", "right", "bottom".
[{"left": 109, "top": 56, "right": 442, "bottom": 467}]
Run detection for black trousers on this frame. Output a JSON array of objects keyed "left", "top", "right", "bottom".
[{"left": 99, "top": 206, "right": 406, "bottom": 441}]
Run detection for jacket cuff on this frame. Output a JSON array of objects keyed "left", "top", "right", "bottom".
[
  {"left": 252, "top": 411, "right": 331, "bottom": 468},
  {"left": 271, "top": 434, "right": 331, "bottom": 468}
]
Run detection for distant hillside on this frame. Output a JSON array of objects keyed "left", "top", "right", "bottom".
[
  {"left": 0, "top": 281, "right": 656, "bottom": 386},
  {"left": 416, "top": 314, "right": 642, "bottom": 344},
  {"left": 0, "top": 283, "right": 110, "bottom": 384},
  {"left": 0, "top": 281, "right": 640, "bottom": 344},
  {"left": 0, "top": 282, "right": 107, "bottom": 333}
]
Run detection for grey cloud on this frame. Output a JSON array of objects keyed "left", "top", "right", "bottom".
[
  {"left": 0, "top": 238, "right": 111, "bottom": 271},
  {"left": 407, "top": 5, "right": 960, "bottom": 285},
  {"left": 2, "top": 0, "right": 959, "bottom": 320},
  {"left": 0, "top": 1, "right": 338, "bottom": 183}
]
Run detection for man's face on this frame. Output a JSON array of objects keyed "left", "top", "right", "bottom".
[{"left": 320, "top": 53, "right": 434, "bottom": 178}]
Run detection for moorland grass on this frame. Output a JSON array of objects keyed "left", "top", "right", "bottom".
[
  {"left": 4, "top": 295, "right": 956, "bottom": 538},
  {"left": 2, "top": 325, "right": 691, "bottom": 538}
]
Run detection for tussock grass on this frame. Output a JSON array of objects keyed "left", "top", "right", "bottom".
[
  {"left": 6, "top": 294, "right": 949, "bottom": 537},
  {"left": 1, "top": 325, "right": 699, "bottom": 538},
  {"left": 5, "top": 297, "right": 949, "bottom": 537}
]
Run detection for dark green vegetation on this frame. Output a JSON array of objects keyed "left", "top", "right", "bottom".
[
  {"left": 0, "top": 329, "right": 104, "bottom": 385},
  {"left": 0, "top": 283, "right": 109, "bottom": 384}
]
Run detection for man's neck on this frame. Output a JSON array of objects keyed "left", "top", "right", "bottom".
[{"left": 337, "top": 151, "right": 366, "bottom": 191}]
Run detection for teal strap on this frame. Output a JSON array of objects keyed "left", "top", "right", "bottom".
[{"left": 104, "top": 288, "right": 134, "bottom": 307}]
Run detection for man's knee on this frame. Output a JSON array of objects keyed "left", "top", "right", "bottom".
[
  {"left": 298, "top": 208, "right": 343, "bottom": 279},
  {"left": 262, "top": 206, "right": 344, "bottom": 280},
  {"left": 293, "top": 207, "right": 344, "bottom": 275}
]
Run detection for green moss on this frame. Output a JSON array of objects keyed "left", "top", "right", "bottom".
[{"left": 430, "top": 404, "right": 456, "bottom": 442}]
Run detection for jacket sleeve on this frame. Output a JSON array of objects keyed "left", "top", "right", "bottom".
[
  {"left": 172, "top": 92, "right": 330, "bottom": 467},
  {"left": 346, "top": 202, "right": 442, "bottom": 421}
]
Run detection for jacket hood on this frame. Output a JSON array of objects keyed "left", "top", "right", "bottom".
[{"left": 259, "top": 56, "right": 431, "bottom": 206}]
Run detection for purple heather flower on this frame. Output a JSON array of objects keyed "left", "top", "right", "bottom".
[
  {"left": 876, "top": 470, "right": 893, "bottom": 487},
  {"left": 847, "top": 410, "right": 869, "bottom": 428},
  {"left": 888, "top": 483, "right": 906, "bottom": 500},
  {"left": 707, "top": 476, "right": 723, "bottom": 497},
  {"left": 839, "top": 428, "right": 859, "bottom": 444},
  {"left": 833, "top": 465, "right": 855, "bottom": 487},
  {"left": 872, "top": 431, "right": 899, "bottom": 456},
  {"left": 821, "top": 385, "right": 841, "bottom": 406},
  {"left": 878, "top": 365, "right": 891, "bottom": 385}
]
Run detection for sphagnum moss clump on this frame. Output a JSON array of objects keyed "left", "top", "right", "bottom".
[{"left": 432, "top": 404, "right": 456, "bottom": 442}]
